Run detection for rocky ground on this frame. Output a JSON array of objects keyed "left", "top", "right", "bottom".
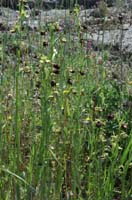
[{"left": 0, "top": 5, "right": 132, "bottom": 68}]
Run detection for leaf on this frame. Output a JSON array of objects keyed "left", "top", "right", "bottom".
[
  {"left": 1, "top": 168, "right": 36, "bottom": 193},
  {"left": 121, "top": 132, "right": 132, "bottom": 165}
]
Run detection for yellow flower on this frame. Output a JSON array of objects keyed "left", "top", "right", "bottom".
[
  {"left": 85, "top": 117, "right": 91, "bottom": 121},
  {"left": 63, "top": 89, "right": 70, "bottom": 95},
  {"left": 8, "top": 116, "right": 12, "bottom": 121},
  {"left": 61, "top": 37, "right": 67, "bottom": 43},
  {"left": 128, "top": 81, "right": 132, "bottom": 85},
  {"left": 40, "top": 55, "right": 51, "bottom": 64}
]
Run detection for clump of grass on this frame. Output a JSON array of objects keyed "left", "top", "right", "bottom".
[
  {"left": 0, "top": 1, "right": 132, "bottom": 199},
  {"left": 98, "top": 0, "right": 108, "bottom": 17}
]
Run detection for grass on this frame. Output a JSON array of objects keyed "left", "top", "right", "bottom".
[{"left": 0, "top": 2, "right": 132, "bottom": 200}]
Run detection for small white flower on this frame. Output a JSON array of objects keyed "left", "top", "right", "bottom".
[{"left": 52, "top": 48, "right": 57, "bottom": 61}]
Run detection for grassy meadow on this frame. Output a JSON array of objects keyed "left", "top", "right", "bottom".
[{"left": 0, "top": 2, "right": 132, "bottom": 200}]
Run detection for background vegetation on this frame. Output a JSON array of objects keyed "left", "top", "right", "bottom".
[{"left": 0, "top": 0, "right": 132, "bottom": 199}]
